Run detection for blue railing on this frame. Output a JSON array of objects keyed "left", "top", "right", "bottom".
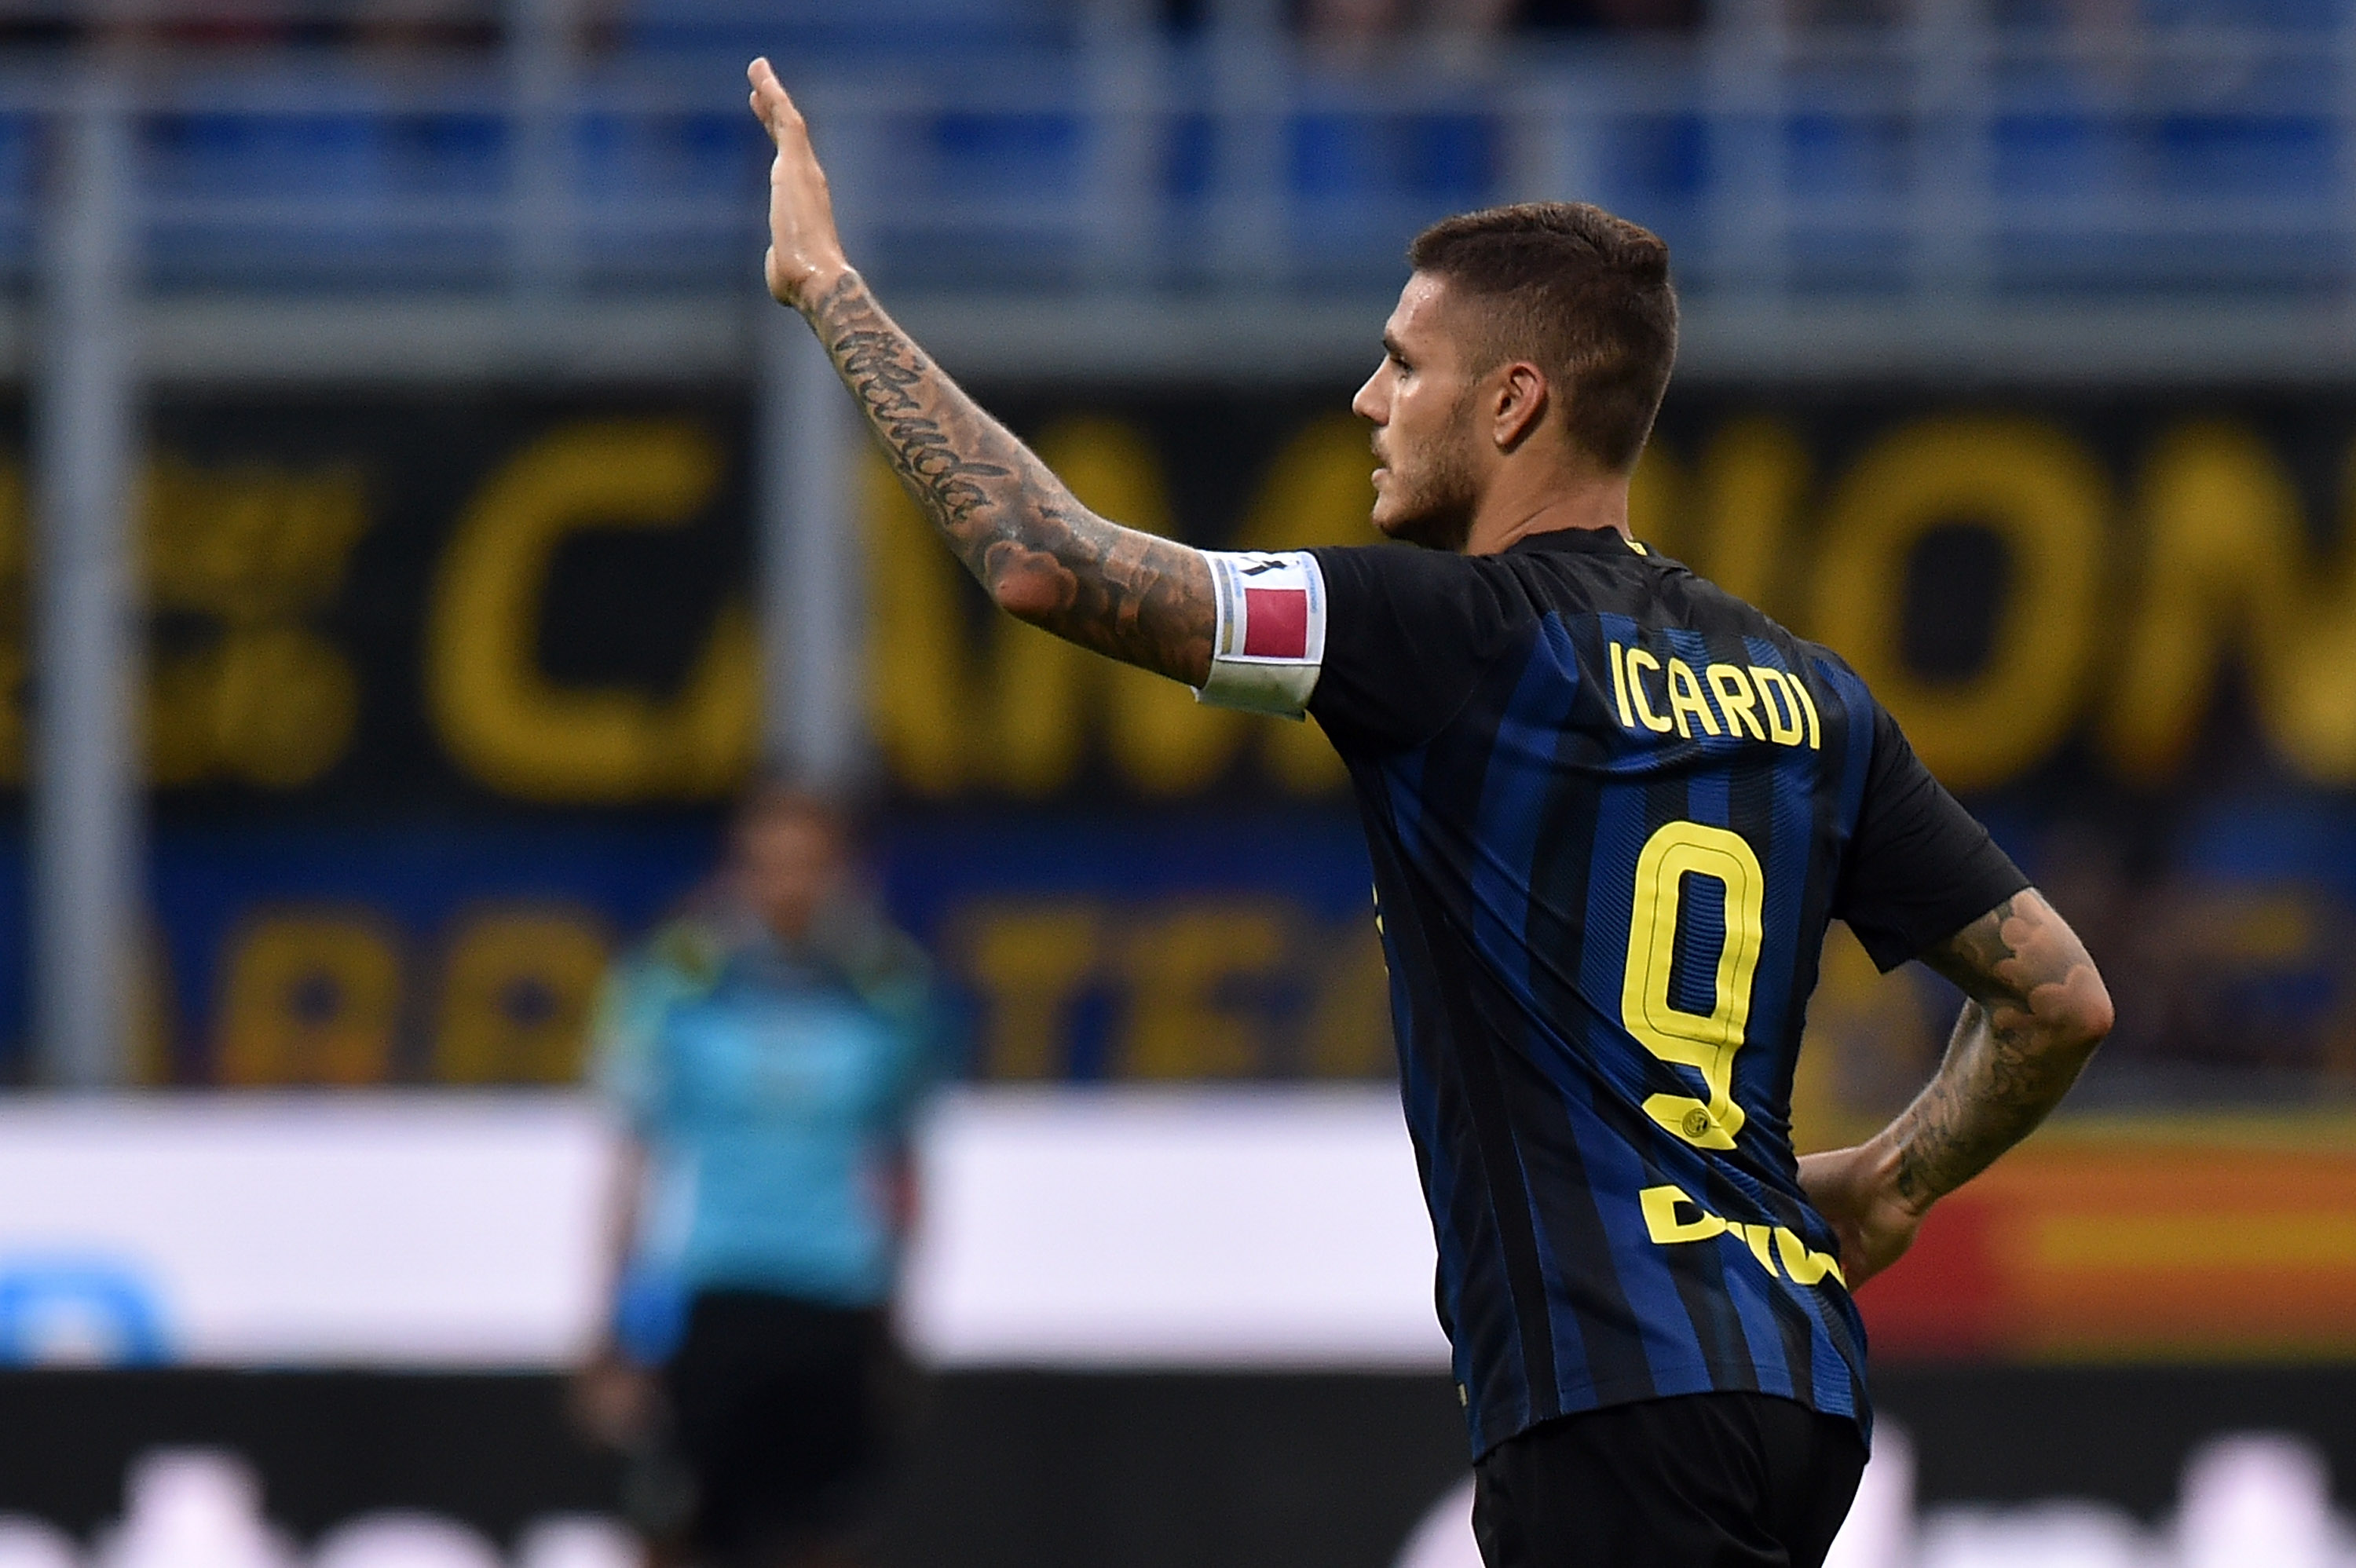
[{"left": 0, "top": 8, "right": 2349, "bottom": 312}]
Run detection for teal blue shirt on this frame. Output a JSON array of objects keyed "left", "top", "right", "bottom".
[{"left": 593, "top": 905, "right": 938, "bottom": 1313}]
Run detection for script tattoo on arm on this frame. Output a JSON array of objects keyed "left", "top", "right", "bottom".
[
  {"left": 1886, "top": 890, "right": 2114, "bottom": 1208},
  {"left": 799, "top": 272, "right": 1213, "bottom": 687}
]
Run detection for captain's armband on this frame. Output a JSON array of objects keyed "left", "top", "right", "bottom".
[{"left": 1193, "top": 550, "right": 1329, "bottom": 719}]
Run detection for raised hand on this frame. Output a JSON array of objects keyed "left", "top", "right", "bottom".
[
  {"left": 741, "top": 59, "right": 1216, "bottom": 688},
  {"left": 747, "top": 57, "right": 850, "bottom": 309}
]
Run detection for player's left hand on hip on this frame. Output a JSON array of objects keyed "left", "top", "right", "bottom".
[
  {"left": 1798, "top": 1141, "right": 1926, "bottom": 1290},
  {"left": 747, "top": 57, "right": 852, "bottom": 309}
]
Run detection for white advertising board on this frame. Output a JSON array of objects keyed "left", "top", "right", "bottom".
[
  {"left": 0, "top": 1095, "right": 613, "bottom": 1366},
  {"left": 0, "top": 1087, "right": 1447, "bottom": 1370}
]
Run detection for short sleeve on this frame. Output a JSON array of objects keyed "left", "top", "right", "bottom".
[
  {"left": 1835, "top": 702, "right": 2032, "bottom": 971},
  {"left": 1299, "top": 543, "right": 1518, "bottom": 755}
]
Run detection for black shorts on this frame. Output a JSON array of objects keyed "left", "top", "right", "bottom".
[
  {"left": 657, "top": 1290, "right": 898, "bottom": 1565},
  {"left": 1472, "top": 1393, "right": 1867, "bottom": 1568}
]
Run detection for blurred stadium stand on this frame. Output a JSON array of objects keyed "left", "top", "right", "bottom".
[{"left": 0, "top": 2, "right": 2340, "bottom": 371}]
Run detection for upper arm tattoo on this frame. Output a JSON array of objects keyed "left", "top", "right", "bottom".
[
  {"left": 1888, "top": 890, "right": 2113, "bottom": 1208},
  {"left": 800, "top": 272, "right": 1213, "bottom": 688},
  {"left": 1918, "top": 890, "right": 2105, "bottom": 1037}
]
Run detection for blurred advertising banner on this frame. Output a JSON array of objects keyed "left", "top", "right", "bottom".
[
  {"left": 0, "top": 1095, "right": 611, "bottom": 1366},
  {"left": 0, "top": 1087, "right": 1447, "bottom": 1371},
  {"left": 16, "top": 384, "right": 2348, "bottom": 809},
  {"left": 0, "top": 387, "right": 2352, "bottom": 1094},
  {"left": 1, "top": 1090, "right": 2351, "bottom": 1373},
  {"left": 1864, "top": 1117, "right": 2356, "bottom": 1362}
]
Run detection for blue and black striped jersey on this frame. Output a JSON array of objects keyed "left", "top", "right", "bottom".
[{"left": 1200, "top": 527, "right": 2025, "bottom": 1459}]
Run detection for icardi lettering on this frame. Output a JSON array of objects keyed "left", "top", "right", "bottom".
[{"left": 1608, "top": 638, "right": 1820, "bottom": 749}]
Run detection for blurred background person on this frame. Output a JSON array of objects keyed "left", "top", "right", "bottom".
[{"left": 573, "top": 783, "right": 940, "bottom": 1568}]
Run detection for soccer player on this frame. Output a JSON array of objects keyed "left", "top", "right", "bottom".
[{"left": 745, "top": 58, "right": 2113, "bottom": 1568}]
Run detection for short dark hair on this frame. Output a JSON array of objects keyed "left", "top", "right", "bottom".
[{"left": 1406, "top": 202, "right": 1677, "bottom": 473}]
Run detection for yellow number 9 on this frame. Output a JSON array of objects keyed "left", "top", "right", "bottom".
[{"left": 1621, "top": 821, "right": 1766, "bottom": 1150}]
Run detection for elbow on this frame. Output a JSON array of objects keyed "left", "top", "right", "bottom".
[
  {"left": 2052, "top": 968, "right": 2115, "bottom": 1062},
  {"left": 2080, "top": 982, "right": 2116, "bottom": 1049},
  {"left": 2001, "top": 962, "right": 2113, "bottom": 1074},
  {"left": 982, "top": 545, "right": 1078, "bottom": 623}
]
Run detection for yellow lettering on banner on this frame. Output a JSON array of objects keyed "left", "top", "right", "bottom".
[
  {"left": 152, "top": 627, "right": 360, "bottom": 791},
  {"left": 1693, "top": 418, "right": 1809, "bottom": 615},
  {"left": 1230, "top": 415, "right": 1374, "bottom": 795},
  {"left": 144, "top": 456, "right": 371, "bottom": 789},
  {"left": 2102, "top": 422, "right": 2356, "bottom": 784},
  {"left": 1305, "top": 918, "right": 1394, "bottom": 1077},
  {"left": 216, "top": 909, "right": 404, "bottom": 1085},
  {"left": 1115, "top": 901, "right": 1293, "bottom": 1079},
  {"left": 1641, "top": 1185, "right": 1729, "bottom": 1244},
  {"left": 1044, "top": 418, "right": 1247, "bottom": 797},
  {"left": 957, "top": 903, "right": 1105, "bottom": 1079},
  {"left": 433, "top": 906, "right": 613, "bottom": 1084},
  {"left": 1775, "top": 1227, "right": 1847, "bottom": 1286},
  {"left": 1614, "top": 422, "right": 1809, "bottom": 615},
  {"left": 957, "top": 897, "right": 1389, "bottom": 1083},
  {"left": 1665, "top": 657, "right": 1722, "bottom": 738},
  {"left": 426, "top": 420, "right": 754, "bottom": 802},
  {"left": 864, "top": 457, "right": 975, "bottom": 795},
  {"left": 1707, "top": 663, "right": 1766, "bottom": 741},
  {"left": 145, "top": 455, "right": 371, "bottom": 620},
  {"left": 1810, "top": 417, "right": 2102, "bottom": 792},
  {"left": 1627, "top": 443, "right": 1686, "bottom": 560},
  {"left": 1625, "top": 648, "right": 1674, "bottom": 733}
]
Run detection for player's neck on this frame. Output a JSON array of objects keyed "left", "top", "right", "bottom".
[{"left": 1462, "top": 464, "right": 1631, "bottom": 556}]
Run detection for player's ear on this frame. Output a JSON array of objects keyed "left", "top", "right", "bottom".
[{"left": 1491, "top": 362, "right": 1550, "bottom": 452}]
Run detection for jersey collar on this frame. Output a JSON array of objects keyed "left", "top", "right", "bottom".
[{"left": 1501, "top": 525, "right": 1647, "bottom": 557}]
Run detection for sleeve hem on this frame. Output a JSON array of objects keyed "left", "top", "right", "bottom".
[{"left": 1858, "top": 866, "right": 2034, "bottom": 974}]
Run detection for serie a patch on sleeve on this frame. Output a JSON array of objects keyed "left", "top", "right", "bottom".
[{"left": 1194, "top": 550, "right": 1329, "bottom": 719}]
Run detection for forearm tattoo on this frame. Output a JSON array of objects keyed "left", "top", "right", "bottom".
[
  {"left": 1889, "top": 891, "right": 2111, "bottom": 1207},
  {"left": 799, "top": 272, "right": 1214, "bottom": 686}
]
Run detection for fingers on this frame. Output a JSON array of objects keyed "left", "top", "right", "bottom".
[
  {"left": 746, "top": 56, "right": 804, "bottom": 145},
  {"left": 748, "top": 54, "right": 783, "bottom": 109}
]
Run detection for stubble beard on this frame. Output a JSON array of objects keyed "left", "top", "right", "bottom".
[{"left": 1375, "top": 398, "right": 1482, "bottom": 554}]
